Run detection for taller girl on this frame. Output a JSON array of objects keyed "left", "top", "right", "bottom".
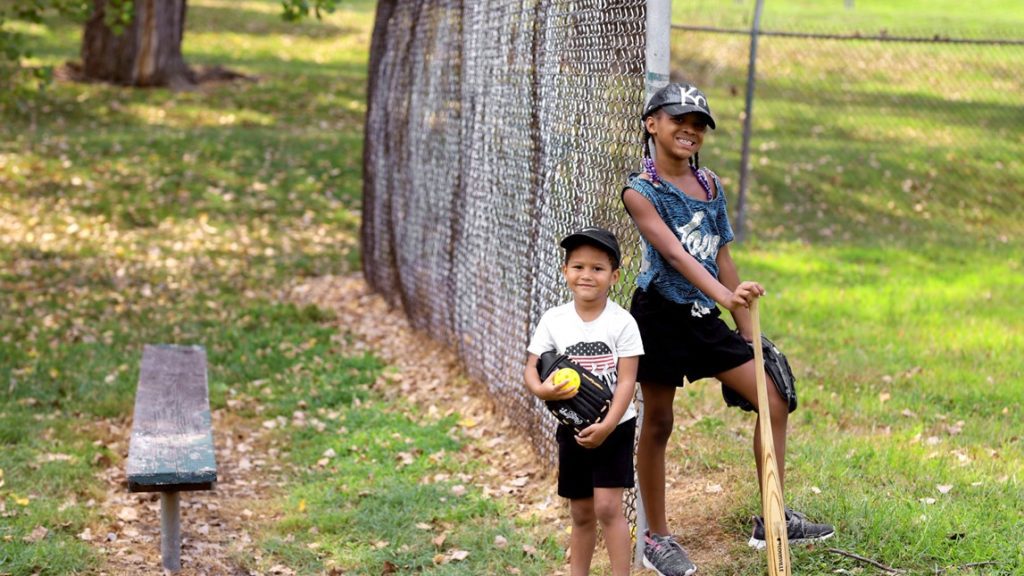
[{"left": 622, "top": 83, "right": 834, "bottom": 576}]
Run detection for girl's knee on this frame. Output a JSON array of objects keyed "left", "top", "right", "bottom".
[
  {"left": 767, "top": 380, "right": 789, "bottom": 422},
  {"left": 641, "top": 407, "right": 674, "bottom": 443}
]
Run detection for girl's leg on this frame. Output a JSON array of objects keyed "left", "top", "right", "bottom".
[
  {"left": 717, "top": 360, "right": 789, "bottom": 493},
  {"left": 636, "top": 381, "right": 677, "bottom": 535},
  {"left": 593, "top": 488, "right": 630, "bottom": 576},
  {"left": 568, "top": 497, "right": 597, "bottom": 576}
]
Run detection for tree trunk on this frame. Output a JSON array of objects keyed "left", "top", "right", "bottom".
[{"left": 81, "top": 0, "right": 194, "bottom": 88}]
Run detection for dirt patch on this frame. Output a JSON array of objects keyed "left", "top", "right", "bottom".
[{"left": 88, "top": 409, "right": 289, "bottom": 575}]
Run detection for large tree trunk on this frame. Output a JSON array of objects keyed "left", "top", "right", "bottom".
[{"left": 81, "top": 0, "right": 194, "bottom": 88}]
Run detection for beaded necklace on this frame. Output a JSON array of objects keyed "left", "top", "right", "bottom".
[{"left": 641, "top": 157, "right": 713, "bottom": 201}]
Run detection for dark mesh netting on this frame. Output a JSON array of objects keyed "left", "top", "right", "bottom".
[{"left": 362, "top": 0, "right": 648, "bottom": 474}]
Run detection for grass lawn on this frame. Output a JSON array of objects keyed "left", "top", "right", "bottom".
[
  {"left": 2, "top": 1, "right": 1022, "bottom": 575},
  {"left": 0, "top": 1, "right": 561, "bottom": 574}
]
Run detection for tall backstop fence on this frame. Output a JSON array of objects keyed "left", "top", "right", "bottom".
[
  {"left": 363, "top": 0, "right": 1023, "bottom": 475},
  {"left": 362, "top": 0, "right": 648, "bottom": 470}
]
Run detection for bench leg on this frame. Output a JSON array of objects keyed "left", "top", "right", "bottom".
[{"left": 160, "top": 491, "right": 182, "bottom": 572}]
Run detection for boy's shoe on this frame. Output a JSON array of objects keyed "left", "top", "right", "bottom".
[
  {"left": 642, "top": 531, "right": 697, "bottom": 576},
  {"left": 748, "top": 508, "right": 835, "bottom": 550}
]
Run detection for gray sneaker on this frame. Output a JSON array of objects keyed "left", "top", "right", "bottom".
[
  {"left": 748, "top": 508, "right": 835, "bottom": 549},
  {"left": 642, "top": 531, "right": 697, "bottom": 576}
]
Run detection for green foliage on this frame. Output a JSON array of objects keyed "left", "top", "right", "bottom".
[
  {"left": 279, "top": 0, "right": 340, "bottom": 22},
  {"left": 0, "top": 0, "right": 127, "bottom": 109},
  {"left": 2, "top": 0, "right": 348, "bottom": 109}
]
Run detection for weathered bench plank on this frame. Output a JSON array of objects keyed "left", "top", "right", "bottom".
[{"left": 127, "top": 344, "right": 216, "bottom": 492}]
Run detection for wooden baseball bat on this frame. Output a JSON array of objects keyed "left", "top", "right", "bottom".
[{"left": 751, "top": 299, "right": 792, "bottom": 576}]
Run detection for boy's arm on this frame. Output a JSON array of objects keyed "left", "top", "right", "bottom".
[
  {"left": 524, "top": 353, "right": 577, "bottom": 402},
  {"left": 623, "top": 187, "right": 762, "bottom": 311},
  {"left": 717, "top": 244, "right": 754, "bottom": 341},
  {"left": 575, "top": 356, "right": 639, "bottom": 449}
]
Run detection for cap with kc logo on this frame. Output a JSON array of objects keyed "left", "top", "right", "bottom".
[{"left": 642, "top": 82, "right": 716, "bottom": 129}]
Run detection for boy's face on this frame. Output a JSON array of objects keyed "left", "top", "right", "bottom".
[{"left": 562, "top": 244, "right": 619, "bottom": 304}]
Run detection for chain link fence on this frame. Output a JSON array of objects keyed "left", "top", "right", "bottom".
[
  {"left": 362, "top": 0, "right": 647, "bottom": 470},
  {"left": 670, "top": 2, "right": 1023, "bottom": 242}
]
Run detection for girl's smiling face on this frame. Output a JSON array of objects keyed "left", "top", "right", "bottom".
[{"left": 646, "top": 111, "right": 709, "bottom": 161}]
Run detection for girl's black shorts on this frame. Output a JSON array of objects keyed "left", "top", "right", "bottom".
[
  {"left": 629, "top": 287, "right": 754, "bottom": 386},
  {"left": 556, "top": 417, "right": 636, "bottom": 500}
]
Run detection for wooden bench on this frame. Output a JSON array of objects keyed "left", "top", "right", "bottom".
[{"left": 126, "top": 344, "right": 217, "bottom": 572}]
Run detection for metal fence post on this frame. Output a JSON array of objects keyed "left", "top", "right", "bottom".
[
  {"left": 735, "top": 0, "right": 765, "bottom": 242},
  {"left": 638, "top": 0, "right": 671, "bottom": 566}
]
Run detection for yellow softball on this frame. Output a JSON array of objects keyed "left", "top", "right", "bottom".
[{"left": 553, "top": 368, "right": 580, "bottom": 393}]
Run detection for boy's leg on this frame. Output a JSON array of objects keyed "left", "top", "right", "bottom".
[
  {"left": 593, "top": 488, "right": 630, "bottom": 576},
  {"left": 636, "top": 380, "right": 677, "bottom": 535},
  {"left": 568, "top": 498, "right": 597, "bottom": 576},
  {"left": 717, "top": 359, "right": 789, "bottom": 493}
]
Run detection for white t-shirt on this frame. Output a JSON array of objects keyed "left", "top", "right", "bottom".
[{"left": 527, "top": 299, "right": 644, "bottom": 424}]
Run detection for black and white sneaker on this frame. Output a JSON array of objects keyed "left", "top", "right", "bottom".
[
  {"left": 642, "top": 530, "right": 697, "bottom": 576},
  {"left": 748, "top": 509, "right": 835, "bottom": 550}
]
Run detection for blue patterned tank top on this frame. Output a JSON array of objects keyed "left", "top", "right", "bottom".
[{"left": 625, "top": 170, "right": 735, "bottom": 316}]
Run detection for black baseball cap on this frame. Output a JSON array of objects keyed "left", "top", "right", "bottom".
[
  {"left": 642, "top": 82, "right": 716, "bottom": 129},
  {"left": 560, "top": 227, "right": 621, "bottom": 269}
]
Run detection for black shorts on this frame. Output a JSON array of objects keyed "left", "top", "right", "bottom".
[
  {"left": 556, "top": 417, "right": 636, "bottom": 500},
  {"left": 629, "top": 287, "right": 754, "bottom": 386}
]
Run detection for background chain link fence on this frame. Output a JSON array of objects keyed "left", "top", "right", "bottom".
[{"left": 670, "top": 2, "right": 1023, "bottom": 243}]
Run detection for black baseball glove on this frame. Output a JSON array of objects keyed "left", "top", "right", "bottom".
[
  {"left": 722, "top": 333, "right": 798, "bottom": 413},
  {"left": 537, "top": 351, "right": 614, "bottom": 433}
]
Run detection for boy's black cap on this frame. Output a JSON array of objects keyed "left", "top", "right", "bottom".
[
  {"left": 560, "top": 227, "right": 621, "bottom": 267},
  {"left": 642, "top": 82, "right": 716, "bottom": 129}
]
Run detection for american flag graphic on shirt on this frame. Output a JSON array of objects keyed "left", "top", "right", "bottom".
[{"left": 566, "top": 341, "right": 617, "bottom": 390}]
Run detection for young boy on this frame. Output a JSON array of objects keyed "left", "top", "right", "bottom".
[{"left": 524, "top": 227, "right": 644, "bottom": 576}]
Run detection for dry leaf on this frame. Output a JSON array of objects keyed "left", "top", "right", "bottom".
[
  {"left": 24, "top": 526, "right": 49, "bottom": 542},
  {"left": 449, "top": 549, "right": 469, "bottom": 561},
  {"left": 117, "top": 506, "right": 138, "bottom": 521}
]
